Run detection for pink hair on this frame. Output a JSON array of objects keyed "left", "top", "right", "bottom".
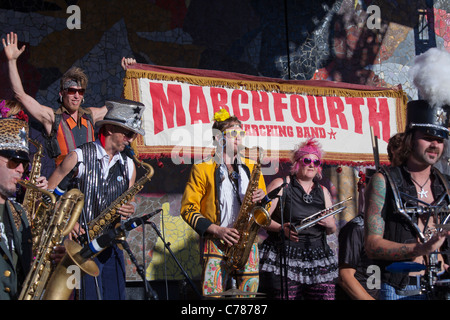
[{"left": 290, "top": 138, "right": 324, "bottom": 178}]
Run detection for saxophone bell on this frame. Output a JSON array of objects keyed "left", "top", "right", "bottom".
[
  {"left": 42, "top": 239, "right": 99, "bottom": 300},
  {"left": 251, "top": 205, "right": 271, "bottom": 228}
]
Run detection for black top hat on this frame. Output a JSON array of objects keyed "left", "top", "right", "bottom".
[{"left": 406, "top": 100, "right": 450, "bottom": 139}]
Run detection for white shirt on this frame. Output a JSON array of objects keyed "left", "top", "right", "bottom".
[
  {"left": 74, "top": 141, "right": 134, "bottom": 181},
  {"left": 219, "top": 164, "right": 249, "bottom": 228}
]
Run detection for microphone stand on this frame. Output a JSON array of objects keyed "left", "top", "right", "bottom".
[
  {"left": 277, "top": 193, "right": 289, "bottom": 300},
  {"left": 115, "top": 235, "right": 158, "bottom": 300},
  {"left": 147, "top": 221, "right": 202, "bottom": 299}
]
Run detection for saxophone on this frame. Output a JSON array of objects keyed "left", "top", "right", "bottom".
[
  {"left": 224, "top": 147, "right": 271, "bottom": 271},
  {"left": 80, "top": 146, "right": 154, "bottom": 244},
  {"left": 21, "top": 139, "right": 45, "bottom": 255},
  {"left": 18, "top": 185, "right": 97, "bottom": 300}
]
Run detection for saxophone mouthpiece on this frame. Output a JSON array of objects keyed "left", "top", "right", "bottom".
[{"left": 124, "top": 145, "right": 135, "bottom": 158}]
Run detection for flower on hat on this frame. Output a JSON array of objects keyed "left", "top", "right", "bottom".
[
  {"left": 0, "top": 100, "right": 8, "bottom": 118},
  {"left": 212, "top": 108, "right": 231, "bottom": 122},
  {"left": 0, "top": 100, "right": 28, "bottom": 122}
]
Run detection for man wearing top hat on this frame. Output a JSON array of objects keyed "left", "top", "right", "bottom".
[
  {"left": 364, "top": 48, "right": 450, "bottom": 300},
  {"left": 0, "top": 115, "right": 33, "bottom": 299},
  {"left": 48, "top": 98, "right": 145, "bottom": 300}
]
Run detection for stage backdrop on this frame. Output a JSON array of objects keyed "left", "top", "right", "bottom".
[
  {"left": 123, "top": 63, "right": 407, "bottom": 167},
  {"left": 122, "top": 64, "right": 407, "bottom": 286}
]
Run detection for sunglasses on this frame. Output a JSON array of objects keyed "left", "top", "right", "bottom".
[
  {"left": 1, "top": 157, "right": 29, "bottom": 170},
  {"left": 66, "top": 88, "right": 86, "bottom": 96},
  {"left": 302, "top": 157, "right": 321, "bottom": 167},
  {"left": 224, "top": 129, "right": 245, "bottom": 138},
  {"left": 114, "top": 126, "right": 137, "bottom": 139}
]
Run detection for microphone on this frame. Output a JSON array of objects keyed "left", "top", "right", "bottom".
[
  {"left": 122, "top": 208, "right": 163, "bottom": 230},
  {"left": 259, "top": 183, "right": 288, "bottom": 206},
  {"left": 79, "top": 208, "right": 162, "bottom": 259}
]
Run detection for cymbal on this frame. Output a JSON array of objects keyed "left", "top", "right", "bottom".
[{"left": 207, "top": 288, "right": 265, "bottom": 298}]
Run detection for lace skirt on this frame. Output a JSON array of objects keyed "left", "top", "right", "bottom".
[{"left": 259, "top": 238, "right": 338, "bottom": 285}]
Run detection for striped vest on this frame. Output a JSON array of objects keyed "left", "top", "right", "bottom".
[{"left": 76, "top": 143, "right": 130, "bottom": 223}]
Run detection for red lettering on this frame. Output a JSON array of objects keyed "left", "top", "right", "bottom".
[
  {"left": 327, "top": 97, "right": 348, "bottom": 130},
  {"left": 210, "top": 88, "right": 230, "bottom": 115},
  {"left": 273, "top": 92, "right": 288, "bottom": 122},
  {"left": 346, "top": 97, "right": 365, "bottom": 134},
  {"left": 367, "top": 98, "right": 390, "bottom": 143},
  {"left": 150, "top": 83, "right": 185, "bottom": 134},
  {"left": 189, "top": 86, "right": 209, "bottom": 124},
  {"left": 232, "top": 90, "right": 250, "bottom": 121},
  {"left": 290, "top": 95, "right": 307, "bottom": 123},
  {"left": 251, "top": 91, "right": 270, "bottom": 121},
  {"left": 308, "top": 96, "right": 326, "bottom": 125}
]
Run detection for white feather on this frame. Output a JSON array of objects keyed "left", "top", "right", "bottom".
[{"left": 409, "top": 47, "right": 450, "bottom": 107}]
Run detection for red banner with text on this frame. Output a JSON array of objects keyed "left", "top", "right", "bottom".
[{"left": 123, "top": 64, "right": 407, "bottom": 166}]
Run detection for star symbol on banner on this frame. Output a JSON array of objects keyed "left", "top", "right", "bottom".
[{"left": 328, "top": 129, "right": 337, "bottom": 139}]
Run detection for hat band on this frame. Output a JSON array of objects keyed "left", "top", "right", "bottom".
[{"left": 409, "top": 123, "right": 450, "bottom": 133}]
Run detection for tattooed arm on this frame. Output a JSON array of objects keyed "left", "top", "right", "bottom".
[{"left": 363, "top": 172, "right": 448, "bottom": 261}]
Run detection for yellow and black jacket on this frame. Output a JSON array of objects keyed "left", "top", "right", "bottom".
[{"left": 181, "top": 157, "right": 266, "bottom": 237}]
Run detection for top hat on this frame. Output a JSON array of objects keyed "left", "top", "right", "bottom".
[
  {"left": 406, "top": 100, "right": 450, "bottom": 139},
  {"left": 96, "top": 98, "right": 145, "bottom": 136},
  {"left": 0, "top": 118, "right": 29, "bottom": 161}
]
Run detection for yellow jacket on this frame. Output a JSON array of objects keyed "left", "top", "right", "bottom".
[{"left": 181, "top": 157, "right": 266, "bottom": 237}]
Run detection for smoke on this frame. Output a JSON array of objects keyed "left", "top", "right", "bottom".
[{"left": 409, "top": 47, "right": 450, "bottom": 107}]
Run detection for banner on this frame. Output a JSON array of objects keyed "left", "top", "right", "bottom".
[{"left": 123, "top": 64, "right": 407, "bottom": 166}]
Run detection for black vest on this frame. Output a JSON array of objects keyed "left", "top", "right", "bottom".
[
  {"left": 76, "top": 143, "right": 130, "bottom": 223},
  {"left": 380, "top": 166, "right": 450, "bottom": 289}
]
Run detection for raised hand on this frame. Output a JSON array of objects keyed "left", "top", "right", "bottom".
[{"left": 2, "top": 32, "right": 26, "bottom": 61}]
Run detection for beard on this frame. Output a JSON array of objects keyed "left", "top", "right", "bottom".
[{"left": 0, "top": 184, "right": 16, "bottom": 199}]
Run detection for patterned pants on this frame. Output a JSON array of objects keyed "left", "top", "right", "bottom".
[{"left": 201, "top": 238, "right": 259, "bottom": 296}]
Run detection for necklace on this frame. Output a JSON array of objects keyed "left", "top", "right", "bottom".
[
  {"left": 298, "top": 178, "right": 314, "bottom": 204},
  {"left": 410, "top": 175, "right": 430, "bottom": 198}
]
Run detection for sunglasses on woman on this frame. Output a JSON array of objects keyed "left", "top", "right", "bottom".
[
  {"left": 224, "top": 129, "right": 246, "bottom": 138},
  {"left": 302, "top": 157, "right": 321, "bottom": 167}
]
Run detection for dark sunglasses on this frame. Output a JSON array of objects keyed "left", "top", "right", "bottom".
[
  {"left": 1, "top": 157, "right": 30, "bottom": 170},
  {"left": 66, "top": 88, "right": 85, "bottom": 96},
  {"left": 302, "top": 157, "right": 321, "bottom": 167},
  {"left": 114, "top": 126, "right": 137, "bottom": 139}
]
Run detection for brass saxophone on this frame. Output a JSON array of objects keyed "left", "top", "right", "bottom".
[
  {"left": 224, "top": 147, "right": 271, "bottom": 271},
  {"left": 18, "top": 185, "right": 97, "bottom": 300},
  {"left": 21, "top": 139, "right": 45, "bottom": 255},
  {"left": 81, "top": 146, "right": 154, "bottom": 243}
]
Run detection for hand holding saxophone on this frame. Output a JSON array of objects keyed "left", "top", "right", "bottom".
[
  {"left": 251, "top": 188, "right": 266, "bottom": 203},
  {"left": 208, "top": 224, "right": 240, "bottom": 247},
  {"left": 35, "top": 176, "right": 48, "bottom": 189},
  {"left": 116, "top": 201, "right": 136, "bottom": 220}
]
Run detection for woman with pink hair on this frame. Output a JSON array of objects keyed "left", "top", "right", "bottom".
[{"left": 259, "top": 138, "right": 338, "bottom": 300}]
